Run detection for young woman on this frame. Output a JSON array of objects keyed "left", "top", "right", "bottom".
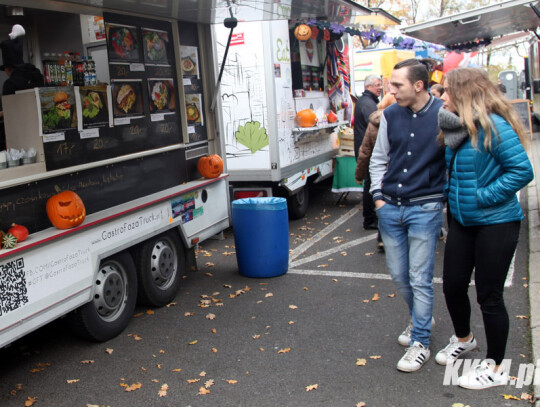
[{"left": 436, "top": 67, "right": 534, "bottom": 389}]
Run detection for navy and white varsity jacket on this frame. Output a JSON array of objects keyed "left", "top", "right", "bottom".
[{"left": 369, "top": 95, "right": 445, "bottom": 206}]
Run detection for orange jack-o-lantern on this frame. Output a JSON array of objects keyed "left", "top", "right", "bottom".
[
  {"left": 46, "top": 189, "right": 86, "bottom": 229},
  {"left": 294, "top": 24, "right": 311, "bottom": 41},
  {"left": 296, "top": 109, "right": 317, "bottom": 128},
  {"left": 197, "top": 154, "right": 224, "bottom": 179}
]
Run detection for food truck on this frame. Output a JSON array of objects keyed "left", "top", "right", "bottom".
[
  {"left": 212, "top": 3, "right": 372, "bottom": 218},
  {"left": 402, "top": 0, "right": 540, "bottom": 127},
  {"left": 0, "top": 0, "right": 375, "bottom": 347}
]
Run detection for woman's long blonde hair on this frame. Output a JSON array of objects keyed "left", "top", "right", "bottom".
[{"left": 442, "top": 67, "right": 528, "bottom": 150}]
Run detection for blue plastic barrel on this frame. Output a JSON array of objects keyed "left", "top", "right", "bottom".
[{"left": 232, "top": 197, "right": 289, "bottom": 278}]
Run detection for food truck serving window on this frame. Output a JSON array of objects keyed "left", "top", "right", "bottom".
[{"left": 290, "top": 28, "right": 324, "bottom": 91}]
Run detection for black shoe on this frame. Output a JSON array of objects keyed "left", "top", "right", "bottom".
[
  {"left": 364, "top": 223, "right": 378, "bottom": 230},
  {"left": 377, "top": 241, "right": 385, "bottom": 252}
]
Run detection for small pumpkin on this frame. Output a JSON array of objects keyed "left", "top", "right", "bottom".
[
  {"left": 197, "top": 154, "right": 224, "bottom": 179},
  {"left": 296, "top": 109, "right": 317, "bottom": 128},
  {"left": 327, "top": 111, "right": 338, "bottom": 123},
  {"left": 46, "top": 188, "right": 86, "bottom": 229},
  {"left": 8, "top": 223, "right": 29, "bottom": 242},
  {"left": 2, "top": 233, "right": 17, "bottom": 249},
  {"left": 294, "top": 24, "right": 311, "bottom": 41}
]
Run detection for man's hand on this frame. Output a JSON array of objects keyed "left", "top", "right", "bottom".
[{"left": 375, "top": 200, "right": 386, "bottom": 209}]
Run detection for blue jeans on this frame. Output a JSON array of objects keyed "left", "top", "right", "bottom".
[{"left": 376, "top": 201, "right": 443, "bottom": 347}]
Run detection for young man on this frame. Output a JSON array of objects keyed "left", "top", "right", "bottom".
[
  {"left": 369, "top": 59, "right": 445, "bottom": 372},
  {"left": 353, "top": 74, "right": 383, "bottom": 231}
]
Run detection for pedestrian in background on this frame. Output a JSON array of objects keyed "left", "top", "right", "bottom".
[
  {"left": 370, "top": 59, "right": 445, "bottom": 372},
  {"left": 436, "top": 67, "right": 534, "bottom": 389},
  {"left": 355, "top": 94, "right": 396, "bottom": 251},
  {"left": 354, "top": 74, "right": 382, "bottom": 231},
  {"left": 430, "top": 83, "right": 444, "bottom": 99}
]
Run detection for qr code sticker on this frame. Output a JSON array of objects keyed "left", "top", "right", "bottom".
[{"left": 0, "top": 258, "right": 28, "bottom": 316}]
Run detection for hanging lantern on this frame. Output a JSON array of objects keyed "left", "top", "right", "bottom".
[
  {"left": 323, "top": 29, "right": 331, "bottom": 42},
  {"left": 294, "top": 24, "right": 311, "bottom": 41},
  {"left": 310, "top": 26, "right": 319, "bottom": 40}
]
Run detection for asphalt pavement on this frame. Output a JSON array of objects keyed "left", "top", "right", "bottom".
[{"left": 0, "top": 136, "right": 538, "bottom": 407}]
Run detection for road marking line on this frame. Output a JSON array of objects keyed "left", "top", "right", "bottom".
[
  {"left": 289, "top": 206, "right": 360, "bottom": 261},
  {"left": 288, "top": 268, "right": 443, "bottom": 284},
  {"left": 290, "top": 233, "right": 378, "bottom": 268}
]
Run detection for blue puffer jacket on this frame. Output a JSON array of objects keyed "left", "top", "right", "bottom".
[{"left": 446, "top": 114, "right": 534, "bottom": 226}]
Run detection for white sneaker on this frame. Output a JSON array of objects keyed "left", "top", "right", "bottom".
[
  {"left": 397, "top": 341, "right": 431, "bottom": 372},
  {"left": 398, "top": 317, "right": 436, "bottom": 346},
  {"left": 435, "top": 335, "right": 478, "bottom": 365},
  {"left": 457, "top": 361, "right": 509, "bottom": 390}
]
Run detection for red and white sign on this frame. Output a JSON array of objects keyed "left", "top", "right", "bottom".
[{"left": 230, "top": 33, "right": 245, "bottom": 46}]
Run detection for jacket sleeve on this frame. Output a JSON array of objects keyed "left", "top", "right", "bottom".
[
  {"left": 369, "top": 113, "right": 389, "bottom": 201},
  {"left": 476, "top": 120, "right": 534, "bottom": 207},
  {"left": 355, "top": 122, "right": 377, "bottom": 182}
]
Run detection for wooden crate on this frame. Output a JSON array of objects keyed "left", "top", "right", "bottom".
[{"left": 339, "top": 128, "right": 355, "bottom": 156}]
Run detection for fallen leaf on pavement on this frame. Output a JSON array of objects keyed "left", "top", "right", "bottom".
[
  {"left": 204, "top": 272, "right": 214, "bottom": 277},
  {"left": 372, "top": 293, "right": 380, "bottom": 301},
  {"left": 204, "top": 379, "right": 215, "bottom": 388},
  {"left": 206, "top": 313, "right": 216, "bottom": 320},
  {"left": 158, "top": 383, "right": 168, "bottom": 397},
  {"left": 306, "top": 384, "right": 318, "bottom": 391},
  {"left": 318, "top": 264, "right": 328, "bottom": 268},
  {"left": 388, "top": 293, "right": 396, "bottom": 298},
  {"left": 133, "top": 312, "right": 144, "bottom": 317},
  {"left": 253, "top": 334, "right": 261, "bottom": 339},
  {"left": 146, "top": 310, "right": 154, "bottom": 315},
  {"left": 370, "top": 355, "right": 382, "bottom": 359},
  {"left": 172, "top": 368, "right": 182, "bottom": 372},
  {"left": 356, "top": 403, "right": 366, "bottom": 407},
  {"left": 265, "top": 293, "right": 274, "bottom": 298},
  {"left": 515, "top": 315, "right": 529, "bottom": 319},
  {"left": 81, "top": 360, "right": 94, "bottom": 364},
  {"left": 189, "top": 340, "right": 198, "bottom": 345},
  {"left": 187, "top": 379, "right": 200, "bottom": 384},
  {"left": 363, "top": 300, "right": 370, "bottom": 303},
  {"left": 197, "top": 387, "right": 211, "bottom": 395},
  {"left": 521, "top": 393, "right": 533, "bottom": 401},
  {"left": 502, "top": 394, "right": 520, "bottom": 400},
  {"left": 278, "top": 348, "right": 291, "bottom": 354},
  {"left": 211, "top": 348, "right": 218, "bottom": 353},
  {"left": 24, "top": 397, "right": 37, "bottom": 406},
  {"left": 66, "top": 379, "right": 80, "bottom": 384},
  {"left": 289, "top": 305, "right": 298, "bottom": 309},
  {"left": 211, "top": 328, "right": 217, "bottom": 334},
  {"left": 226, "top": 380, "right": 238, "bottom": 384},
  {"left": 166, "top": 302, "right": 177, "bottom": 307},
  {"left": 105, "top": 348, "right": 113, "bottom": 354},
  {"left": 365, "top": 252, "right": 375, "bottom": 256},
  {"left": 356, "top": 358, "right": 367, "bottom": 366},
  {"left": 205, "top": 262, "right": 215, "bottom": 267},
  {"left": 199, "top": 371, "right": 207, "bottom": 377},
  {"left": 124, "top": 382, "right": 142, "bottom": 392}
]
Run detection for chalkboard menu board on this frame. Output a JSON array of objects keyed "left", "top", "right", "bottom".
[
  {"left": 510, "top": 99, "right": 533, "bottom": 139},
  {"left": 42, "top": 13, "right": 183, "bottom": 171}
]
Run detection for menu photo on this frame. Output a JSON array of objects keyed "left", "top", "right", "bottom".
[
  {"left": 142, "top": 28, "right": 170, "bottom": 66},
  {"left": 180, "top": 45, "right": 199, "bottom": 78},
  {"left": 185, "top": 93, "right": 203, "bottom": 126},
  {"left": 148, "top": 78, "right": 176, "bottom": 113},
  {"left": 111, "top": 80, "right": 145, "bottom": 119},
  {"left": 39, "top": 87, "right": 78, "bottom": 134},
  {"left": 76, "top": 85, "right": 111, "bottom": 130},
  {"left": 106, "top": 23, "right": 140, "bottom": 63}
]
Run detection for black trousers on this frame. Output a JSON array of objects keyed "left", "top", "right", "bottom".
[
  {"left": 362, "top": 172, "right": 377, "bottom": 228},
  {"left": 443, "top": 217, "right": 520, "bottom": 364}
]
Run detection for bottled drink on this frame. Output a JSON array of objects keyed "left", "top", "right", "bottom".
[
  {"left": 43, "top": 53, "right": 51, "bottom": 86},
  {"left": 64, "top": 52, "right": 73, "bottom": 86},
  {"left": 88, "top": 56, "right": 97, "bottom": 85},
  {"left": 82, "top": 56, "right": 90, "bottom": 86}
]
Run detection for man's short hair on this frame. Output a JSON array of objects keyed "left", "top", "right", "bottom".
[
  {"left": 364, "top": 74, "right": 381, "bottom": 87},
  {"left": 393, "top": 59, "right": 429, "bottom": 91}
]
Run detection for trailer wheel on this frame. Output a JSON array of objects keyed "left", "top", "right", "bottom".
[
  {"left": 287, "top": 186, "right": 309, "bottom": 219},
  {"left": 68, "top": 252, "right": 137, "bottom": 342},
  {"left": 134, "top": 231, "right": 184, "bottom": 307}
]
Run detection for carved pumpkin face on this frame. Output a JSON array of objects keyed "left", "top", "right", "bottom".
[
  {"left": 197, "top": 154, "right": 224, "bottom": 179},
  {"left": 294, "top": 24, "right": 311, "bottom": 41},
  {"left": 296, "top": 109, "right": 317, "bottom": 128},
  {"left": 46, "top": 190, "right": 86, "bottom": 229}
]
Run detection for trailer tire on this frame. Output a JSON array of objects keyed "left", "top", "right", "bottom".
[
  {"left": 68, "top": 252, "right": 137, "bottom": 342},
  {"left": 287, "top": 186, "right": 309, "bottom": 219},
  {"left": 134, "top": 231, "right": 184, "bottom": 307}
]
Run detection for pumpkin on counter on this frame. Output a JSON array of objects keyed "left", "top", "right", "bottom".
[
  {"left": 197, "top": 154, "right": 223, "bottom": 179},
  {"left": 296, "top": 109, "right": 317, "bottom": 128},
  {"left": 8, "top": 223, "right": 28, "bottom": 242},
  {"left": 46, "top": 189, "right": 86, "bottom": 229}
]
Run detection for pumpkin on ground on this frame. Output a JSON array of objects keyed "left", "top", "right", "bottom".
[
  {"left": 197, "top": 154, "right": 224, "bottom": 179},
  {"left": 294, "top": 24, "right": 311, "bottom": 41},
  {"left": 296, "top": 109, "right": 317, "bottom": 127},
  {"left": 8, "top": 223, "right": 29, "bottom": 242},
  {"left": 46, "top": 189, "right": 86, "bottom": 229}
]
